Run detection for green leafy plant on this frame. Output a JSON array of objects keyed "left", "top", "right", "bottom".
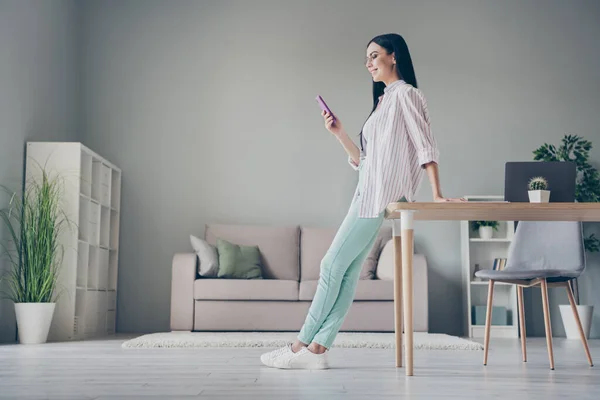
[
  {"left": 0, "top": 164, "right": 72, "bottom": 303},
  {"left": 528, "top": 176, "right": 548, "bottom": 191},
  {"left": 471, "top": 221, "right": 500, "bottom": 231}
]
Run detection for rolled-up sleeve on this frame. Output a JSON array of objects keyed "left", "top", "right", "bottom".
[
  {"left": 399, "top": 88, "right": 439, "bottom": 168},
  {"left": 348, "top": 156, "right": 359, "bottom": 170}
]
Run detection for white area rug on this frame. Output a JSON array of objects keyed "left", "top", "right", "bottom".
[{"left": 121, "top": 332, "right": 483, "bottom": 351}]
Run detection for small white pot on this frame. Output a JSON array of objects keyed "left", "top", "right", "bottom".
[
  {"left": 14, "top": 302, "right": 56, "bottom": 344},
  {"left": 528, "top": 190, "right": 550, "bottom": 203},
  {"left": 559, "top": 304, "right": 593, "bottom": 339},
  {"left": 479, "top": 226, "right": 493, "bottom": 240}
]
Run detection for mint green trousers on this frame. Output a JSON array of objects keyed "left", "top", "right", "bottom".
[{"left": 297, "top": 162, "right": 385, "bottom": 349}]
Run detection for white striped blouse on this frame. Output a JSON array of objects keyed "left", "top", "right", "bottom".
[{"left": 348, "top": 79, "right": 439, "bottom": 218}]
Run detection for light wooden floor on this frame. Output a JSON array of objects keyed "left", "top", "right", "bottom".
[{"left": 0, "top": 334, "right": 598, "bottom": 399}]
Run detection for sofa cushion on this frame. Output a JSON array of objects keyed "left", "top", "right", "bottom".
[
  {"left": 190, "top": 235, "right": 219, "bottom": 277},
  {"left": 204, "top": 223, "right": 300, "bottom": 280},
  {"left": 216, "top": 238, "right": 263, "bottom": 279},
  {"left": 300, "top": 226, "right": 392, "bottom": 281},
  {"left": 299, "top": 279, "right": 394, "bottom": 301},
  {"left": 194, "top": 279, "right": 298, "bottom": 301}
]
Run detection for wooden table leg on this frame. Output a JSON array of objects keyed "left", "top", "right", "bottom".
[
  {"left": 392, "top": 220, "right": 403, "bottom": 368},
  {"left": 401, "top": 210, "right": 414, "bottom": 376}
]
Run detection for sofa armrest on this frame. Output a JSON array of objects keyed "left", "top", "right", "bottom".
[{"left": 170, "top": 253, "right": 197, "bottom": 331}]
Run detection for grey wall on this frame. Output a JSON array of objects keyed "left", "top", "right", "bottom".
[
  {"left": 79, "top": 0, "right": 600, "bottom": 337},
  {"left": 0, "top": 0, "right": 80, "bottom": 342}
]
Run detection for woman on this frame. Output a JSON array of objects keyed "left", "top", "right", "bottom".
[{"left": 261, "top": 33, "right": 465, "bottom": 370}]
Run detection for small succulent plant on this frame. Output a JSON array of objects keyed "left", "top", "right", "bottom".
[
  {"left": 528, "top": 176, "right": 548, "bottom": 191},
  {"left": 471, "top": 220, "right": 500, "bottom": 231}
]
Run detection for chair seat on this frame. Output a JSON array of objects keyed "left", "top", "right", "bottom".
[{"left": 474, "top": 269, "right": 579, "bottom": 281}]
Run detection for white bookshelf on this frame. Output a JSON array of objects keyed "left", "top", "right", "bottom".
[
  {"left": 460, "top": 195, "right": 519, "bottom": 339},
  {"left": 25, "top": 142, "right": 121, "bottom": 341}
]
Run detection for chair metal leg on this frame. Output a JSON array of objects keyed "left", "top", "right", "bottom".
[
  {"left": 540, "top": 279, "right": 555, "bottom": 370},
  {"left": 565, "top": 281, "right": 594, "bottom": 367},
  {"left": 483, "top": 280, "right": 495, "bottom": 366},
  {"left": 517, "top": 285, "right": 527, "bottom": 362}
]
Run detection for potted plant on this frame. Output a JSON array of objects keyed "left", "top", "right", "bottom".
[
  {"left": 533, "top": 134, "right": 600, "bottom": 339},
  {"left": 0, "top": 164, "right": 71, "bottom": 344},
  {"left": 471, "top": 220, "right": 499, "bottom": 240},
  {"left": 527, "top": 176, "right": 550, "bottom": 203}
]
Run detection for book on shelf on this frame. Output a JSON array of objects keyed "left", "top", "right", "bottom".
[{"left": 493, "top": 258, "right": 507, "bottom": 270}]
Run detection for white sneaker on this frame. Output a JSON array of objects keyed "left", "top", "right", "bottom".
[
  {"left": 272, "top": 347, "right": 329, "bottom": 370},
  {"left": 260, "top": 344, "right": 293, "bottom": 367}
]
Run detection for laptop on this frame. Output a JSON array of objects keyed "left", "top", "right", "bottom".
[{"left": 504, "top": 161, "right": 577, "bottom": 202}]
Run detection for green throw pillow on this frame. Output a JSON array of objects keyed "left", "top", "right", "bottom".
[{"left": 216, "top": 238, "right": 263, "bottom": 279}]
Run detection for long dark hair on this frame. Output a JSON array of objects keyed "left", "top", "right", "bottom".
[{"left": 359, "top": 33, "right": 418, "bottom": 151}]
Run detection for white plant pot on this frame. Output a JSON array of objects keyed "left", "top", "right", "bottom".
[
  {"left": 559, "top": 304, "right": 593, "bottom": 339},
  {"left": 14, "top": 303, "right": 56, "bottom": 344},
  {"left": 528, "top": 190, "right": 550, "bottom": 203},
  {"left": 479, "top": 226, "right": 493, "bottom": 240}
]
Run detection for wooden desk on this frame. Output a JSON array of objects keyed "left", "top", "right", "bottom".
[{"left": 384, "top": 201, "right": 600, "bottom": 376}]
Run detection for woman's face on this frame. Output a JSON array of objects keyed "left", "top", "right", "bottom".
[{"left": 365, "top": 42, "right": 396, "bottom": 83}]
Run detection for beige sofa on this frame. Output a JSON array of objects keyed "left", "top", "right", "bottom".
[{"left": 170, "top": 223, "right": 429, "bottom": 333}]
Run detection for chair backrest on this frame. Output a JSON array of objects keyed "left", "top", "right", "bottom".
[{"left": 505, "top": 221, "right": 586, "bottom": 276}]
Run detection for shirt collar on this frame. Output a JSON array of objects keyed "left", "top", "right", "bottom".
[{"left": 384, "top": 79, "right": 406, "bottom": 93}]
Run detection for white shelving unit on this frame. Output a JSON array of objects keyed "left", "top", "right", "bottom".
[
  {"left": 460, "top": 195, "right": 519, "bottom": 339},
  {"left": 25, "top": 142, "right": 121, "bottom": 341}
]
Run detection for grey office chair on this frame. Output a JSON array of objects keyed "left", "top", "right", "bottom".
[{"left": 475, "top": 220, "right": 593, "bottom": 370}]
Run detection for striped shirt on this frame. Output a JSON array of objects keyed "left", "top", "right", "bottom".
[{"left": 349, "top": 79, "right": 439, "bottom": 218}]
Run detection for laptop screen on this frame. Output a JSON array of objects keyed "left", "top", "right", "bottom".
[{"left": 504, "top": 161, "right": 577, "bottom": 202}]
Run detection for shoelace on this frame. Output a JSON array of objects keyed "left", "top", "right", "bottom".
[{"left": 270, "top": 344, "right": 291, "bottom": 358}]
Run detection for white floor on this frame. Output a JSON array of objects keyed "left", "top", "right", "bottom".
[{"left": 0, "top": 334, "right": 598, "bottom": 400}]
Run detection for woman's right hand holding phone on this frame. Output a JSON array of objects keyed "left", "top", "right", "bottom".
[
  {"left": 322, "top": 110, "right": 344, "bottom": 138},
  {"left": 322, "top": 109, "right": 360, "bottom": 164}
]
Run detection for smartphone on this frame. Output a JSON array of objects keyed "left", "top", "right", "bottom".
[{"left": 315, "top": 95, "right": 336, "bottom": 121}]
